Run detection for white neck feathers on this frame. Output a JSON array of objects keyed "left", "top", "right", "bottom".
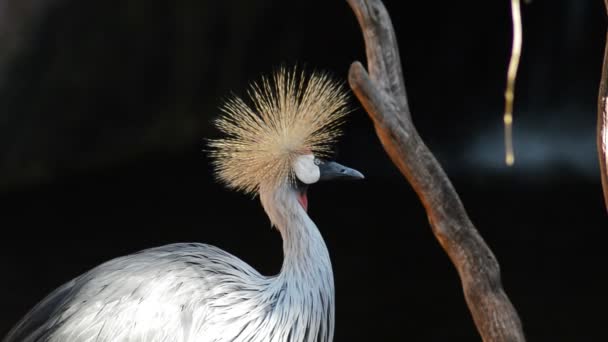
[{"left": 258, "top": 183, "right": 335, "bottom": 342}]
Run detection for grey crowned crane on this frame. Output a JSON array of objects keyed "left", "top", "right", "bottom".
[{"left": 4, "top": 68, "right": 363, "bottom": 342}]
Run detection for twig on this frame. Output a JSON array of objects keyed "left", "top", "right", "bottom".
[
  {"left": 598, "top": 0, "right": 608, "bottom": 214},
  {"left": 503, "top": 0, "right": 523, "bottom": 166},
  {"left": 346, "top": 0, "right": 526, "bottom": 340}
]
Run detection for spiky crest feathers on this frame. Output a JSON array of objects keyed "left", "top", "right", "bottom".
[{"left": 208, "top": 68, "right": 350, "bottom": 194}]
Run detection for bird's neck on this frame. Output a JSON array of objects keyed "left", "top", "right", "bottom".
[
  {"left": 260, "top": 184, "right": 332, "bottom": 276},
  {"left": 259, "top": 183, "right": 334, "bottom": 338}
]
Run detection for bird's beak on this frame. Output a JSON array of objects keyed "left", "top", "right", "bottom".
[{"left": 318, "top": 160, "right": 365, "bottom": 181}]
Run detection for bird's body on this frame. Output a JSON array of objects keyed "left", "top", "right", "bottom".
[
  {"left": 5, "top": 185, "right": 334, "bottom": 342},
  {"left": 4, "top": 68, "right": 361, "bottom": 342},
  {"left": 7, "top": 243, "right": 271, "bottom": 342}
]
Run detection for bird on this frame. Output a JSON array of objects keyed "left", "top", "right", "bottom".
[{"left": 3, "top": 67, "right": 364, "bottom": 342}]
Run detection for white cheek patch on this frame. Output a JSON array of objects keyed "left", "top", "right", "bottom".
[{"left": 293, "top": 154, "right": 320, "bottom": 184}]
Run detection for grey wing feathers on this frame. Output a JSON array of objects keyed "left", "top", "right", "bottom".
[
  {"left": 3, "top": 278, "right": 83, "bottom": 342},
  {"left": 3, "top": 243, "right": 261, "bottom": 342}
]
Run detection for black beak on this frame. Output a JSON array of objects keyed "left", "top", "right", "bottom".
[{"left": 318, "top": 160, "right": 365, "bottom": 181}]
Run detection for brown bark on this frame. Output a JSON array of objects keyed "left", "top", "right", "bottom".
[
  {"left": 346, "top": 0, "right": 525, "bottom": 340},
  {"left": 597, "top": 0, "right": 608, "bottom": 213}
]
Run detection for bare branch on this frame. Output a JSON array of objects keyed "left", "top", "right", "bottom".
[
  {"left": 598, "top": 1, "right": 608, "bottom": 213},
  {"left": 503, "top": 0, "right": 523, "bottom": 166},
  {"left": 346, "top": 0, "right": 526, "bottom": 340}
]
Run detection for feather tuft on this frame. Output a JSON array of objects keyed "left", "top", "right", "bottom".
[{"left": 208, "top": 67, "right": 350, "bottom": 194}]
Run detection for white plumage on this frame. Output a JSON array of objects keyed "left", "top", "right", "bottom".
[{"left": 4, "top": 68, "right": 362, "bottom": 342}]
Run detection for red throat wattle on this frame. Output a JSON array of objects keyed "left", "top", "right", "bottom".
[{"left": 297, "top": 192, "right": 308, "bottom": 212}]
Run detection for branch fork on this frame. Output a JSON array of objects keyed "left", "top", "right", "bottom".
[{"left": 346, "top": 0, "right": 525, "bottom": 340}]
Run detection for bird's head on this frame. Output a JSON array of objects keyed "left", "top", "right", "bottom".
[
  {"left": 208, "top": 67, "right": 364, "bottom": 211},
  {"left": 292, "top": 154, "right": 363, "bottom": 211}
]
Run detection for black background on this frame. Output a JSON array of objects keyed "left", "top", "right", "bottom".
[{"left": 1, "top": 0, "right": 606, "bottom": 340}]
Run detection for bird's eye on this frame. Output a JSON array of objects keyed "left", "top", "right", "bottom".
[{"left": 314, "top": 158, "right": 321, "bottom": 166}]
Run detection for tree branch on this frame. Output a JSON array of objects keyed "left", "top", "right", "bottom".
[
  {"left": 346, "top": 0, "right": 525, "bottom": 340},
  {"left": 598, "top": 1, "right": 608, "bottom": 213}
]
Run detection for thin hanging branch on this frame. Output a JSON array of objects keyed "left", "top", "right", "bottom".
[
  {"left": 597, "top": 0, "right": 608, "bottom": 213},
  {"left": 503, "top": 0, "right": 523, "bottom": 166},
  {"left": 346, "top": 0, "right": 525, "bottom": 341}
]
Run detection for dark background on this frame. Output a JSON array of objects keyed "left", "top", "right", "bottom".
[{"left": 1, "top": 0, "right": 606, "bottom": 340}]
